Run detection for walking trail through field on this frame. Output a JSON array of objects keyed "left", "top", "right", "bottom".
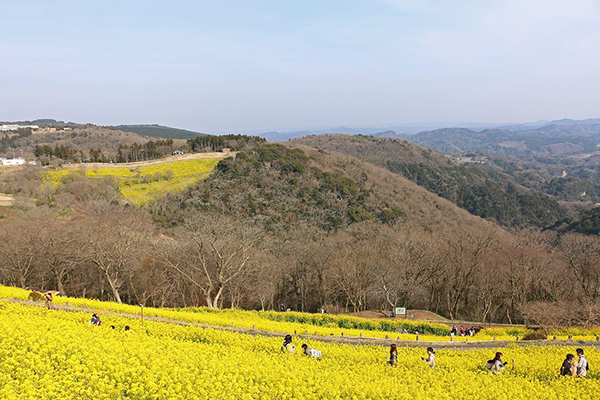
[{"left": 8, "top": 298, "right": 600, "bottom": 350}]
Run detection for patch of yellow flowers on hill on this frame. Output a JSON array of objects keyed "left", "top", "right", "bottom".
[
  {"left": 43, "top": 158, "right": 220, "bottom": 205},
  {"left": 0, "top": 300, "right": 598, "bottom": 400}
]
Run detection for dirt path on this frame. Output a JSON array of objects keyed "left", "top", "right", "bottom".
[{"left": 7, "top": 298, "right": 600, "bottom": 350}]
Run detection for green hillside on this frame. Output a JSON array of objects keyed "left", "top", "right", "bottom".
[{"left": 292, "top": 135, "right": 567, "bottom": 228}]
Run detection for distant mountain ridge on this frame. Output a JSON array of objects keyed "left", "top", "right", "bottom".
[
  {"left": 256, "top": 118, "right": 600, "bottom": 143},
  {"left": 116, "top": 124, "right": 205, "bottom": 140},
  {"left": 408, "top": 122, "right": 600, "bottom": 156}
]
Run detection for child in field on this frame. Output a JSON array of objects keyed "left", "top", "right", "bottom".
[
  {"left": 485, "top": 352, "right": 506, "bottom": 375},
  {"left": 576, "top": 348, "right": 588, "bottom": 377},
  {"left": 89, "top": 312, "right": 101, "bottom": 326},
  {"left": 301, "top": 344, "right": 322, "bottom": 360},
  {"left": 388, "top": 344, "right": 398, "bottom": 367},
  {"left": 560, "top": 354, "right": 576, "bottom": 376},
  {"left": 281, "top": 334, "right": 295, "bottom": 353},
  {"left": 421, "top": 347, "right": 436, "bottom": 369}
]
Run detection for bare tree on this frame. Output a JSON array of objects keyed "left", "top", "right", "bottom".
[
  {"left": 159, "top": 213, "right": 262, "bottom": 308},
  {"left": 81, "top": 210, "right": 153, "bottom": 303},
  {"left": 0, "top": 217, "right": 40, "bottom": 287}
]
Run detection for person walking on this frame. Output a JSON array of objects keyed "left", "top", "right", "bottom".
[
  {"left": 421, "top": 347, "right": 436, "bottom": 369},
  {"left": 576, "top": 349, "right": 588, "bottom": 377},
  {"left": 388, "top": 344, "right": 398, "bottom": 367}
]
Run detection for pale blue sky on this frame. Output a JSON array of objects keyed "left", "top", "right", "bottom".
[{"left": 1, "top": 0, "right": 599, "bottom": 132}]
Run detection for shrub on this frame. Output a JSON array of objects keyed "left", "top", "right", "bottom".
[{"left": 522, "top": 331, "right": 547, "bottom": 341}]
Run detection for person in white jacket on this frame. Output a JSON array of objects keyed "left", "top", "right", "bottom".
[
  {"left": 576, "top": 348, "right": 588, "bottom": 377},
  {"left": 301, "top": 344, "right": 322, "bottom": 360}
]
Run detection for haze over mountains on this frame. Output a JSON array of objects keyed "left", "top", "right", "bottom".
[{"left": 258, "top": 118, "right": 600, "bottom": 156}]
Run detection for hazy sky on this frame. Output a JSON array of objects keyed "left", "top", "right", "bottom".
[{"left": 1, "top": 0, "right": 599, "bottom": 132}]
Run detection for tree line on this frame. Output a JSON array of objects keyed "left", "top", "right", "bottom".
[
  {"left": 31, "top": 134, "right": 265, "bottom": 165},
  {"left": 1, "top": 203, "right": 599, "bottom": 328}
]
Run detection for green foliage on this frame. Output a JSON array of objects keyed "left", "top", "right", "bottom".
[
  {"left": 560, "top": 207, "right": 600, "bottom": 235},
  {"left": 387, "top": 161, "right": 566, "bottom": 227},
  {"left": 158, "top": 144, "right": 394, "bottom": 231},
  {"left": 188, "top": 134, "right": 266, "bottom": 153},
  {"left": 116, "top": 139, "right": 175, "bottom": 163},
  {"left": 258, "top": 311, "right": 450, "bottom": 335}
]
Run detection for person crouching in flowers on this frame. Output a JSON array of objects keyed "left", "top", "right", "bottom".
[
  {"left": 281, "top": 334, "right": 295, "bottom": 353},
  {"left": 421, "top": 347, "right": 436, "bottom": 369},
  {"left": 388, "top": 344, "right": 398, "bottom": 367},
  {"left": 301, "top": 344, "right": 322, "bottom": 360},
  {"left": 89, "top": 311, "right": 101, "bottom": 326},
  {"left": 485, "top": 352, "right": 506, "bottom": 375},
  {"left": 560, "top": 354, "right": 577, "bottom": 376}
]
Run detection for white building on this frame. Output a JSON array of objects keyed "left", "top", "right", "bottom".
[
  {"left": 0, "top": 124, "right": 39, "bottom": 131},
  {"left": 0, "top": 157, "right": 26, "bottom": 166}
]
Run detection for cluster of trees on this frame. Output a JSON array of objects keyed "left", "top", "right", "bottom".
[
  {"left": 0, "top": 128, "right": 32, "bottom": 153},
  {"left": 34, "top": 145, "right": 83, "bottom": 162},
  {"left": 116, "top": 139, "right": 176, "bottom": 163},
  {"left": 155, "top": 144, "right": 404, "bottom": 231},
  {"left": 2, "top": 204, "right": 600, "bottom": 327},
  {"left": 187, "top": 134, "right": 265, "bottom": 153},
  {"left": 387, "top": 162, "right": 566, "bottom": 228},
  {"left": 29, "top": 134, "right": 265, "bottom": 165}
]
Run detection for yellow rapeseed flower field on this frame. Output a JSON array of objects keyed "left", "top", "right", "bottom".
[
  {"left": 2, "top": 286, "right": 600, "bottom": 343},
  {"left": 44, "top": 158, "right": 221, "bottom": 205},
  {"left": 0, "top": 300, "right": 598, "bottom": 400}
]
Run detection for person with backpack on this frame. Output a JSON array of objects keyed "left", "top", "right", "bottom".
[
  {"left": 301, "top": 344, "right": 322, "bottom": 360},
  {"left": 388, "top": 344, "right": 398, "bottom": 367},
  {"left": 485, "top": 352, "right": 506, "bottom": 375},
  {"left": 281, "top": 334, "right": 295, "bottom": 353},
  {"left": 576, "top": 348, "right": 588, "bottom": 377},
  {"left": 560, "top": 354, "right": 576, "bottom": 376},
  {"left": 421, "top": 347, "right": 436, "bottom": 369}
]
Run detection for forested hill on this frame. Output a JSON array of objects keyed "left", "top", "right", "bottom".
[
  {"left": 291, "top": 135, "right": 567, "bottom": 228},
  {"left": 116, "top": 124, "right": 205, "bottom": 139},
  {"left": 153, "top": 142, "right": 506, "bottom": 236},
  {"left": 409, "top": 125, "right": 600, "bottom": 156}
]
